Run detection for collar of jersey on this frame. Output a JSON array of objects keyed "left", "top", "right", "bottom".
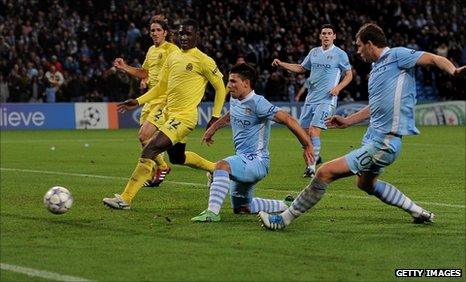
[
  {"left": 376, "top": 47, "right": 391, "bottom": 62},
  {"left": 320, "top": 44, "right": 335, "bottom": 53},
  {"left": 238, "top": 90, "right": 255, "bottom": 104},
  {"left": 181, "top": 47, "right": 198, "bottom": 54},
  {"left": 155, "top": 41, "right": 168, "bottom": 49}
]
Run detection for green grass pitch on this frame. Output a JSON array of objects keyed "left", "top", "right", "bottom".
[{"left": 1, "top": 126, "right": 465, "bottom": 281}]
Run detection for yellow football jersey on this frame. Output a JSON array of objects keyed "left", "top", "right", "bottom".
[
  {"left": 137, "top": 47, "right": 226, "bottom": 126},
  {"left": 142, "top": 41, "right": 179, "bottom": 89}
]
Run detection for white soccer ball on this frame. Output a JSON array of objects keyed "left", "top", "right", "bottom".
[{"left": 43, "top": 186, "right": 73, "bottom": 214}]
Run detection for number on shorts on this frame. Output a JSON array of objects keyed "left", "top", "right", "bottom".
[
  {"left": 355, "top": 150, "right": 372, "bottom": 167},
  {"left": 169, "top": 118, "right": 181, "bottom": 130},
  {"left": 321, "top": 111, "right": 329, "bottom": 121},
  {"left": 153, "top": 109, "right": 163, "bottom": 120}
]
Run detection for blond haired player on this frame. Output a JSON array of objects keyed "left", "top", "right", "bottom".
[{"left": 113, "top": 16, "right": 179, "bottom": 187}]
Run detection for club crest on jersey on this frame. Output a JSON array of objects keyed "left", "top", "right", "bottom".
[
  {"left": 158, "top": 53, "right": 163, "bottom": 60},
  {"left": 327, "top": 55, "right": 333, "bottom": 60},
  {"left": 245, "top": 108, "right": 252, "bottom": 115},
  {"left": 186, "top": 63, "right": 193, "bottom": 71}
]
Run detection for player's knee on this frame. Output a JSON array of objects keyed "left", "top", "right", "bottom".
[
  {"left": 310, "top": 126, "right": 322, "bottom": 136},
  {"left": 138, "top": 125, "right": 153, "bottom": 144},
  {"left": 315, "top": 164, "right": 333, "bottom": 182},
  {"left": 356, "top": 179, "right": 374, "bottom": 195},
  {"left": 141, "top": 134, "right": 172, "bottom": 159},
  {"left": 214, "top": 160, "right": 229, "bottom": 171},
  {"left": 138, "top": 135, "right": 149, "bottom": 146}
]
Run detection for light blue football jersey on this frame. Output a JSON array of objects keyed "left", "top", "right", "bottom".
[
  {"left": 368, "top": 47, "right": 424, "bottom": 136},
  {"left": 229, "top": 91, "right": 279, "bottom": 162},
  {"left": 301, "top": 45, "right": 351, "bottom": 105}
]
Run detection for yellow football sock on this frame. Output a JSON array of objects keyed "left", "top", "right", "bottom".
[
  {"left": 154, "top": 153, "right": 169, "bottom": 170},
  {"left": 121, "top": 158, "right": 156, "bottom": 203},
  {"left": 184, "top": 151, "right": 215, "bottom": 172}
]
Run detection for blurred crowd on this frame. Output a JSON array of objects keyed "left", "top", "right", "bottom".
[{"left": 0, "top": 0, "right": 464, "bottom": 103}]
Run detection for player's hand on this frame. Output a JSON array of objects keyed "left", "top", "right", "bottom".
[
  {"left": 113, "top": 58, "right": 126, "bottom": 70},
  {"left": 140, "top": 80, "right": 148, "bottom": 91},
  {"left": 117, "top": 99, "right": 139, "bottom": 113},
  {"left": 202, "top": 126, "right": 216, "bottom": 146},
  {"left": 271, "top": 59, "right": 282, "bottom": 67},
  {"left": 329, "top": 86, "right": 340, "bottom": 96},
  {"left": 453, "top": 66, "right": 466, "bottom": 79},
  {"left": 325, "top": 115, "right": 350, "bottom": 129},
  {"left": 206, "top": 117, "right": 219, "bottom": 130},
  {"left": 302, "top": 145, "right": 314, "bottom": 166}
]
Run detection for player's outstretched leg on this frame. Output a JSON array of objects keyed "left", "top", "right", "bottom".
[
  {"left": 102, "top": 158, "right": 155, "bottom": 210},
  {"left": 184, "top": 151, "right": 215, "bottom": 172},
  {"left": 249, "top": 197, "right": 288, "bottom": 213},
  {"left": 372, "top": 180, "right": 435, "bottom": 223},
  {"left": 259, "top": 178, "right": 328, "bottom": 230},
  {"left": 258, "top": 211, "right": 286, "bottom": 230}
]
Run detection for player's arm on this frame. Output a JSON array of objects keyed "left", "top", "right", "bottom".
[
  {"left": 273, "top": 110, "right": 314, "bottom": 165},
  {"left": 140, "top": 77, "right": 149, "bottom": 91},
  {"left": 330, "top": 69, "right": 353, "bottom": 96},
  {"left": 272, "top": 59, "right": 306, "bottom": 73},
  {"left": 326, "top": 105, "right": 370, "bottom": 129},
  {"left": 204, "top": 60, "right": 227, "bottom": 128},
  {"left": 113, "top": 58, "right": 149, "bottom": 79},
  {"left": 416, "top": 53, "right": 466, "bottom": 77},
  {"left": 136, "top": 59, "right": 169, "bottom": 105},
  {"left": 202, "top": 111, "right": 231, "bottom": 146},
  {"left": 117, "top": 62, "right": 169, "bottom": 112}
]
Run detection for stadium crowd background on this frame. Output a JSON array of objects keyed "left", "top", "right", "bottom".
[{"left": 0, "top": 0, "right": 464, "bottom": 104}]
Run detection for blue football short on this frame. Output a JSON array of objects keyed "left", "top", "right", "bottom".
[
  {"left": 224, "top": 154, "right": 269, "bottom": 212},
  {"left": 299, "top": 103, "right": 335, "bottom": 129},
  {"left": 345, "top": 127, "right": 403, "bottom": 175}
]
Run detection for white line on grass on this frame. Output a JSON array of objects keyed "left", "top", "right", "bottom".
[
  {"left": 1, "top": 137, "right": 463, "bottom": 148},
  {"left": 0, "top": 263, "right": 92, "bottom": 281},
  {"left": 1, "top": 167, "right": 464, "bottom": 209}
]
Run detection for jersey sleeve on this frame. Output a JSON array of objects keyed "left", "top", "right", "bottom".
[
  {"left": 338, "top": 51, "right": 351, "bottom": 72},
  {"left": 255, "top": 96, "right": 279, "bottom": 121},
  {"left": 202, "top": 56, "right": 226, "bottom": 118},
  {"left": 301, "top": 49, "right": 313, "bottom": 70},
  {"left": 395, "top": 47, "right": 424, "bottom": 69}
]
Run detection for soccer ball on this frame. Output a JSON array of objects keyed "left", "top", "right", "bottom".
[{"left": 43, "top": 186, "right": 73, "bottom": 214}]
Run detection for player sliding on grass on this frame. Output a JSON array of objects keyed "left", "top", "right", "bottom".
[
  {"left": 113, "top": 15, "right": 179, "bottom": 187},
  {"left": 259, "top": 23, "right": 466, "bottom": 230},
  {"left": 103, "top": 19, "right": 227, "bottom": 209},
  {"left": 191, "top": 63, "right": 313, "bottom": 222}
]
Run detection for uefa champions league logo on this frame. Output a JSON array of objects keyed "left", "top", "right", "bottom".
[{"left": 79, "top": 107, "right": 101, "bottom": 128}]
